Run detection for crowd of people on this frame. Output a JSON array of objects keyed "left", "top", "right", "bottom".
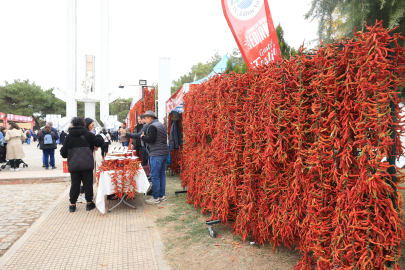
[{"left": 0, "top": 110, "right": 169, "bottom": 211}]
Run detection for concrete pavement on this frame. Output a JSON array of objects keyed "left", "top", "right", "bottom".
[
  {"left": 0, "top": 141, "right": 169, "bottom": 270},
  {"left": 0, "top": 185, "right": 169, "bottom": 270}
]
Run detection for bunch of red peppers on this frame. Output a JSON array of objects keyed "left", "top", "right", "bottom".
[
  {"left": 180, "top": 22, "right": 405, "bottom": 269},
  {"left": 128, "top": 87, "right": 156, "bottom": 154},
  {"left": 96, "top": 158, "right": 142, "bottom": 199}
]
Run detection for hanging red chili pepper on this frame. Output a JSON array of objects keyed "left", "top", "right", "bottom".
[{"left": 180, "top": 21, "right": 405, "bottom": 269}]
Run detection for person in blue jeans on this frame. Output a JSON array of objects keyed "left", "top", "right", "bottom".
[
  {"left": 139, "top": 111, "right": 169, "bottom": 204},
  {"left": 26, "top": 129, "right": 32, "bottom": 145},
  {"left": 39, "top": 125, "right": 58, "bottom": 169}
]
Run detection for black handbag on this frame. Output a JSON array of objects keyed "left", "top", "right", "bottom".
[{"left": 67, "top": 135, "right": 94, "bottom": 172}]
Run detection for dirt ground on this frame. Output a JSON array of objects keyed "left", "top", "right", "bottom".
[
  {"left": 145, "top": 175, "right": 301, "bottom": 270},
  {"left": 144, "top": 175, "right": 405, "bottom": 270}
]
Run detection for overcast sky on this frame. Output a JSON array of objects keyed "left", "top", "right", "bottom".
[{"left": 0, "top": 0, "right": 319, "bottom": 95}]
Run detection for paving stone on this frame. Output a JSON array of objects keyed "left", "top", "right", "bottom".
[
  {"left": 0, "top": 142, "right": 164, "bottom": 269},
  {"left": 0, "top": 192, "right": 161, "bottom": 270},
  {"left": 0, "top": 182, "right": 69, "bottom": 257}
]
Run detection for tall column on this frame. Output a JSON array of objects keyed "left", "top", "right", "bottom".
[
  {"left": 66, "top": 0, "right": 77, "bottom": 117},
  {"left": 85, "top": 102, "right": 96, "bottom": 120},
  {"left": 100, "top": 0, "right": 110, "bottom": 121},
  {"left": 158, "top": 58, "right": 171, "bottom": 124}
]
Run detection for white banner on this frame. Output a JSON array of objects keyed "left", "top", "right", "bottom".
[
  {"left": 102, "top": 115, "right": 118, "bottom": 130},
  {"left": 45, "top": 114, "right": 62, "bottom": 131}
]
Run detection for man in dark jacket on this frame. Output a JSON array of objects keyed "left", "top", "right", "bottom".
[
  {"left": 132, "top": 116, "right": 144, "bottom": 159},
  {"left": 60, "top": 130, "right": 66, "bottom": 145},
  {"left": 120, "top": 114, "right": 149, "bottom": 165},
  {"left": 60, "top": 117, "right": 104, "bottom": 213},
  {"left": 140, "top": 111, "right": 169, "bottom": 205}
]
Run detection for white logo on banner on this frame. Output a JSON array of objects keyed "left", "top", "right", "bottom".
[{"left": 227, "top": 0, "right": 263, "bottom": 21}]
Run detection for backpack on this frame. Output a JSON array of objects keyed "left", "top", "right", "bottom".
[
  {"left": 43, "top": 133, "right": 53, "bottom": 145},
  {"left": 26, "top": 132, "right": 31, "bottom": 138}
]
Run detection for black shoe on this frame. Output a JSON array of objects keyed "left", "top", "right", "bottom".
[
  {"left": 45, "top": 167, "right": 49, "bottom": 170},
  {"left": 69, "top": 205, "right": 76, "bottom": 213},
  {"left": 52, "top": 167, "right": 57, "bottom": 169},
  {"left": 42, "top": 164, "right": 46, "bottom": 167},
  {"left": 86, "top": 202, "right": 96, "bottom": 211}
]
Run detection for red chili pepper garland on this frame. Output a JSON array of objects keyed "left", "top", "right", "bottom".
[
  {"left": 128, "top": 87, "right": 156, "bottom": 153},
  {"left": 96, "top": 158, "right": 142, "bottom": 199},
  {"left": 180, "top": 22, "right": 405, "bottom": 269}
]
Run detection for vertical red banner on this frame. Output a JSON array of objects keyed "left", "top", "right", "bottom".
[{"left": 221, "top": 0, "right": 281, "bottom": 69}]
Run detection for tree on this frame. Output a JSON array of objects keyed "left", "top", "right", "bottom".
[
  {"left": 276, "top": 24, "right": 300, "bottom": 59},
  {"left": 0, "top": 79, "right": 66, "bottom": 126},
  {"left": 305, "top": 0, "right": 405, "bottom": 47},
  {"left": 171, "top": 50, "right": 224, "bottom": 94},
  {"left": 109, "top": 98, "right": 132, "bottom": 123},
  {"left": 229, "top": 47, "right": 245, "bottom": 67}
]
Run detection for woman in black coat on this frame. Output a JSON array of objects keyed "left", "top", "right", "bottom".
[
  {"left": 60, "top": 130, "right": 66, "bottom": 145},
  {"left": 60, "top": 117, "right": 104, "bottom": 213}
]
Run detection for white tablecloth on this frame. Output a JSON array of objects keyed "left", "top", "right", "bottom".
[{"left": 96, "top": 167, "right": 150, "bottom": 214}]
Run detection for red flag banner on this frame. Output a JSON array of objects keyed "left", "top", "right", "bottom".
[
  {"left": 166, "top": 86, "right": 184, "bottom": 114},
  {"left": 221, "top": 0, "right": 282, "bottom": 69}
]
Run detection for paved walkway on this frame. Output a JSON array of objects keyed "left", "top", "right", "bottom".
[
  {"left": 0, "top": 186, "right": 169, "bottom": 270},
  {"left": 0, "top": 182, "right": 70, "bottom": 256}
]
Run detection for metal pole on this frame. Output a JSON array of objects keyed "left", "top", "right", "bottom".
[{"left": 387, "top": 32, "right": 397, "bottom": 209}]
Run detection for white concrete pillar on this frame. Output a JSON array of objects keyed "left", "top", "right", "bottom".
[
  {"left": 84, "top": 102, "right": 96, "bottom": 120},
  {"left": 66, "top": 0, "right": 77, "bottom": 117},
  {"left": 100, "top": 0, "right": 110, "bottom": 121},
  {"left": 158, "top": 58, "right": 171, "bottom": 124}
]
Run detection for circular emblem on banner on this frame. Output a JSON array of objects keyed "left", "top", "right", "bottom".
[{"left": 227, "top": 0, "right": 264, "bottom": 21}]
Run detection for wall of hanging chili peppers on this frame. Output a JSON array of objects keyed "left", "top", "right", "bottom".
[
  {"left": 180, "top": 22, "right": 405, "bottom": 269},
  {"left": 167, "top": 113, "right": 183, "bottom": 174},
  {"left": 128, "top": 87, "right": 156, "bottom": 154}
]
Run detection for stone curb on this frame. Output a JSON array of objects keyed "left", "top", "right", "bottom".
[
  {"left": 146, "top": 214, "right": 171, "bottom": 270},
  {"left": 0, "top": 186, "right": 71, "bottom": 269},
  {"left": 0, "top": 177, "right": 70, "bottom": 185}
]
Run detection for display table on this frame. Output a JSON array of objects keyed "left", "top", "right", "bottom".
[{"left": 96, "top": 167, "right": 150, "bottom": 214}]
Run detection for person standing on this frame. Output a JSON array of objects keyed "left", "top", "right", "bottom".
[
  {"left": 75, "top": 118, "right": 98, "bottom": 204},
  {"left": 42, "top": 122, "right": 59, "bottom": 166},
  {"left": 100, "top": 128, "right": 111, "bottom": 158},
  {"left": 4, "top": 123, "right": 26, "bottom": 171},
  {"left": 60, "top": 117, "right": 104, "bottom": 212},
  {"left": 60, "top": 130, "right": 66, "bottom": 145},
  {"left": 26, "top": 129, "right": 31, "bottom": 145},
  {"left": 121, "top": 114, "right": 149, "bottom": 166},
  {"left": 140, "top": 111, "right": 168, "bottom": 204},
  {"left": 0, "top": 127, "right": 6, "bottom": 163},
  {"left": 33, "top": 129, "right": 38, "bottom": 142},
  {"left": 120, "top": 123, "right": 130, "bottom": 147},
  {"left": 132, "top": 116, "right": 144, "bottom": 158},
  {"left": 39, "top": 125, "right": 58, "bottom": 169}
]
